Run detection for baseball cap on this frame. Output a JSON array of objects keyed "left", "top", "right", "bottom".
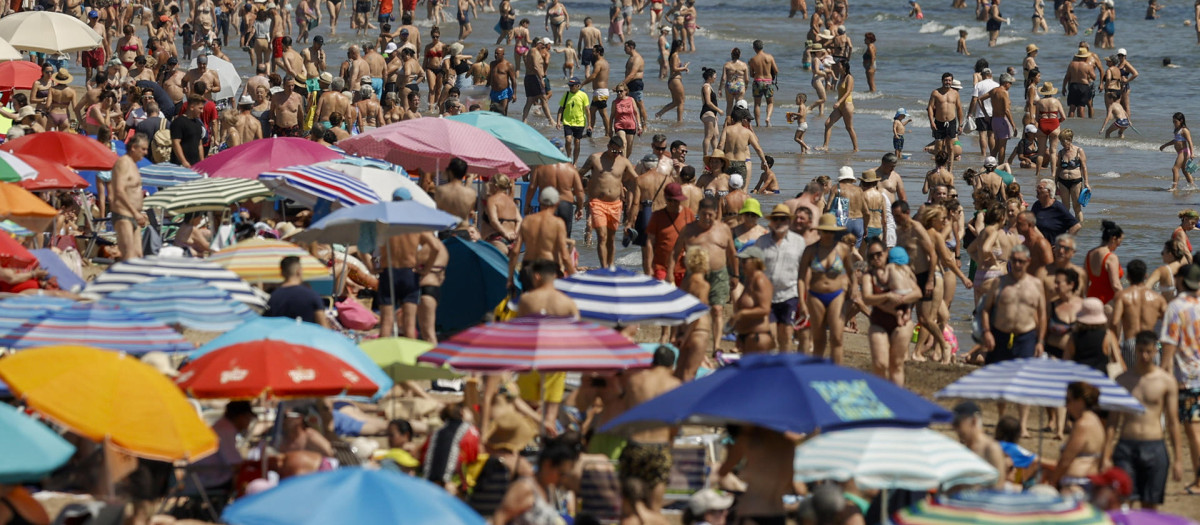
[
  {"left": 313, "top": 35, "right": 324, "bottom": 45},
  {"left": 895, "top": 107, "right": 907, "bottom": 118},
  {"left": 1024, "top": 124, "right": 1037, "bottom": 134},
  {"left": 1117, "top": 48, "right": 1127, "bottom": 56},
  {"left": 729, "top": 174, "right": 744, "bottom": 189},
  {"left": 392, "top": 188, "right": 412, "bottom": 201},
  {"left": 952, "top": 401, "right": 981, "bottom": 422},
  {"left": 664, "top": 182, "right": 686, "bottom": 201},
  {"left": 984, "top": 156, "right": 998, "bottom": 167},
  {"left": 737, "top": 245, "right": 764, "bottom": 260},
  {"left": 568, "top": 76, "right": 581, "bottom": 85},
  {"left": 888, "top": 246, "right": 910, "bottom": 265},
  {"left": 541, "top": 37, "right": 553, "bottom": 45},
  {"left": 688, "top": 489, "right": 734, "bottom": 515},
  {"left": 1177, "top": 264, "right": 1200, "bottom": 291},
  {"left": 239, "top": 95, "right": 254, "bottom": 105},
  {"left": 385, "top": 42, "right": 397, "bottom": 54},
  {"left": 735, "top": 99, "right": 748, "bottom": 110},
  {"left": 88, "top": 9, "right": 99, "bottom": 17}
]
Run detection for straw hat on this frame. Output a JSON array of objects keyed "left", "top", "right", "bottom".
[
  {"left": 53, "top": 69, "right": 73, "bottom": 85},
  {"left": 17, "top": 106, "right": 36, "bottom": 120},
  {"left": 810, "top": 43, "right": 824, "bottom": 51},
  {"left": 1074, "top": 47, "right": 1090, "bottom": 58},
  {"left": 1025, "top": 43, "right": 1038, "bottom": 54},
  {"left": 950, "top": 79, "right": 963, "bottom": 90},
  {"left": 768, "top": 203, "right": 793, "bottom": 219},
  {"left": 859, "top": 169, "right": 881, "bottom": 183},
  {"left": 1076, "top": 297, "right": 1107, "bottom": 325},
  {"left": 703, "top": 149, "right": 728, "bottom": 167},
  {"left": 738, "top": 198, "right": 762, "bottom": 217},
  {"left": 817, "top": 30, "right": 834, "bottom": 40},
  {"left": 1037, "top": 82, "right": 1058, "bottom": 96},
  {"left": 276, "top": 222, "right": 303, "bottom": 240},
  {"left": 485, "top": 409, "right": 537, "bottom": 453},
  {"left": 816, "top": 213, "right": 846, "bottom": 232}
]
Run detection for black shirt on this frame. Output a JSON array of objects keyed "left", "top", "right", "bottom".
[
  {"left": 1030, "top": 199, "right": 1079, "bottom": 242},
  {"left": 170, "top": 116, "right": 204, "bottom": 166},
  {"left": 265, "top": 284, "right": 324, "bottom": 324}
]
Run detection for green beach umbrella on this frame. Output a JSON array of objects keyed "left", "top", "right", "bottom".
[
  {"left": 0, "top": 151, "right": 37, "bottom": 183},
  {"left": 361, "top": 337, "right": 462, "bottom": 382},
  {"left": 447, "top": 111, "right": 570, "bottom": 166}
]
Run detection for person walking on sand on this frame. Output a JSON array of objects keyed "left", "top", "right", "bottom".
[{"left": 1159, "top": 263, "right": 1200, "bottom": 496}]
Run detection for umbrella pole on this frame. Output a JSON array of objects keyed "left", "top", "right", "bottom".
[
  {"left": 1036, "top": 408, "right": 1045, "bottom": 484},
  {"left": 386, "top": 240, "right": 397, "bottom": 336},
  {"left": 881, "top": 488, "right": 889, "bottom": 525}
]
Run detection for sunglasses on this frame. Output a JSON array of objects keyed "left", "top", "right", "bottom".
[
  {"left": 868, "top": 251, "right": 885, "bottom": 257},
  {"left": 653, "top": 145, "right": 667, "bottom": 151},
  {"left": 1011, "top": 258, "right": 1031, "bottom": 264}
]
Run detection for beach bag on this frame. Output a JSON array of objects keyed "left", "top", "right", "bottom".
[
  {"left": 830, "top": 192, "right": 849, "bottom": 227},
  {"left": 151, "top": 118, "right": 172, "bottom": 163},
  {"left": 1185, "top": 157, "right": 1199, "bottom": 176},
  {"left": 962, "top": 117, "right": 976, "bottom": 134},
  {"left": 336, "top": 295, "right": 378, "bottom": 331}
]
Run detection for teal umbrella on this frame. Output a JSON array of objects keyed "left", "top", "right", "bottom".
[
  {"left": 0, "top": 402, "right": 75, "bottom": 483},
  {"left": 447, "top": 111, "right": 570, "bottom": 166}
]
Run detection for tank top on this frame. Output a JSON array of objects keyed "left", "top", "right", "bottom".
[
  {"left": 1085, "top": 251, "right": 1122, "bottom": 304},
  {"left": 613, "top": 97, "right": 637, "bottom": 130},
  {"left": 254, "top": 17, "right": 271, "bottom": 37},
  {"left": 1071, "top": 327, "right": 1109, "bottom": 374}
]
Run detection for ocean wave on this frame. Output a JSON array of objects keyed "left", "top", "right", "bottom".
[
  {"left": 872, "top": 13, "right": 909, "bottom": 22},
  {"left": 940, "top": 25, "right": 988, "bottom": 40},
  {"left": 918, "top": 21, "right": 949, "bottom": 33},
  {"left": 1073, "top": 136, "right": 1164, "bottom": 153},
  {"left": 993, "top": 35, "right": 1026, "bottom": 46},
  {"left": 1095, "top": 171, "right": 1121, "bottom": 178}
]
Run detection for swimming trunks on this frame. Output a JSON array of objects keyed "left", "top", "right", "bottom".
[
  {"left": 489, "top": 86, "right": 513, "bottom": 102},
  {"left": 991, "top": 116, "right": 1012, "bottom": 140},
  {"left": 378, "top": 267, "right": 420, "bottom": 305},
  {"left": 986, "top": 328, "right": 1038, "bottom": 363},
  {"left": 591, "top": 88, "right": 610, "bottom": 109},
  {"left": 523, "top": 74, "right": 545, "bottom": 97},
  {"left": 580, "top": 47, "right": 595, "bottom": 66},
  {"left": 893, "top": 136, "right": 904, "bottom": 151},
  {"left": 1114, "top": 118, "right": 1130, "bottom": 129},
  {"left": 726, "top": 79, "right": 746, "bottom": 96},
  {"left": 752, "top": 78, "right": 775, "bottom": 99},
  {"left": 932, "top": 118, "right": 958, "bottom": 140},
  {"left": 617, "top": 441, "right": 671, "bottom": 485},
  {"left": 1112, "top": 439, "right": 1169, "bottom": 505},
  {"left": 555, "top": 200, "right": 576, "bottom": 237},
  {"left": 589, "top": 198, "right": 622, "bottom": 232},
  {"left": 627, "top": 78, "right": 645, "bottom": 101},
  {"left": 1066, "top": 82, "right": 1090, "bottom": 107}
]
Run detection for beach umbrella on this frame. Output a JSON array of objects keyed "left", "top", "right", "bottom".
[
  {"left": 360, "top": 337, "right": 461, "bottom": 382},
  {"left": 328, "top": 155, "right": 395, "bottom": 170},
  {"left": 0, "top": 150, "right": 36, "bottom": 182},
  {"left": 935, "top": 358, "right": 1144, "bottom": 413},
  {"left": 186, "top": 55, "right": 241, "bottom": 101},
  {"left": 0, "top": 39, "right": 25, "bottom": 63},
  {"left": 106, "top": 277, "right": 257, "bottom": 332},
  {"left": 258, "top": 164, "right": 381, "bottom": 207},
  {"left": 0, "top": 131, "right": 118, "bottom": 170},
  {"left": 894, "top": 490, "right": 1112, "bottom": 524},
  {"left": 0, "top": 302, "right": 193, "bottom": 354},
  {"left": 193, "top": 137, "right": 341, "bottom": 180},
  {"left": 0, "top": 345, "right": 218, "bottom": 461},
  {"left": 437, "top": 237, "right": 509, "bottom": 333},
  {"left": 793, "top": 427, "right": 998, "bottom": 490},
  {"left": 0, "top": 220, "right": 33, "bottom": 237},
  {"left": 600, "top": 353, "right": 953, "bottom": 435},
  {"left": 0, "top": 402, "right": 75, "bottom": 483},
  {"left": 314, "top": 161, "right": 436, "bottom": 207},
  {"left": 208, "top": 237, "right": 329, "bottom": 284},
  {"left": 0, "top": 12, "right": 102, "bottom": 54},
  {"left": 0, "top": 61, "right": 39, "bottom": 90},
  {"left": 338, "top": 118, "right": 529, "bottom": 179},
  {"left": 0, "top": 231, "right": 36, "bottom": 269},
  {"left": 0, "top": 295, "right": 74, "bottom": 338},
  {"left": 176, "top": 341, "right": 378, "bottom": 399},
  {"left": 139, "top": 163, "right": 203, "bottom": 187},
  {"left": 418, "top": 316, "right": 652, "bottom": 372},
  {"left": 222, "top": 467, "right": 485, "bottom": 525},
  {"left": 84, "top": 256, "right": 267, "bottom": 309},
  {"left": 190, "top": 317, "right": 392, "bottom": 398},
  {"left": 447, "top": 110, "right": 570, "bottom": 166},
  {"left": 555, "top": 266, "right": 709, "bottom": 327},
  {"left": 0, "top": 182, "right": 57, "bottom": 233},
  {"left": 1108, "top": 510, "right": 1198, "bottom": 525},
  {"left": 29, "top": 249, "right": 86, "bottom": 292},
  {"left": 13, "top": 153, "right": 89, "bottom": 191},
  {"left": 291, "top": 199, "right": 460, "bottom": 244},
  {"left": 142, "top": 177, "right": 272, "bottom": 214}
]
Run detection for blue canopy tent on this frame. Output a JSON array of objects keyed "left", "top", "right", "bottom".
[{"left": 436, "top": 237, "right": 509, "bottom": 335}]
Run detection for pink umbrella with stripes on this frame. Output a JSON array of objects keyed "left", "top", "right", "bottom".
[
  {"left": 337, "top": 119, "right": 529, "bottom": 179},
  {"left": 416, "top": 316, "right": 652, "bottom": 372},
  {"left": 194, "top": 138, "right": 343, "bottom": 180}
]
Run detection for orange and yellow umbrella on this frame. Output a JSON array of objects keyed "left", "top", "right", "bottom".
[
  {"left": 0, "top": 182, "right": 57, "bottom": 233},
  {"left": 0, "top": 345, "right": 217, "bottom": 462},
  {"left": 208, "top": 237, "right": 329, "bottom": 284}
]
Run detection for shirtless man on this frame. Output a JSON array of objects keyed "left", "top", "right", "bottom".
[
  {"left": 720, "top": 48, "right": 748, "bottom": 115},
  {"left": 621, "top": 41, "right": 647, "bottom": 125},
  {"left": 1110, "top": 260, "right": 1167, "bottom": 368},
  {"left": 785, "top": 181, "right": 825, "bottom": 245},
  {"left": 894, "top": 200, "right": 946, "bottom": 357},
  {"left": 618, "top": 345, "right": 682, "bottom": 511},
  {"left": 630, "top": 153, "right": 678, "bottom": 274},
  {"left": 433, "top": 158, "right": 478, "bottom": 236},
  {"left": 980, "top": 73, "right": 1016, "bottom": 159},
  {"left": 234, "top": 95, "right": 264, "bottom": 143},
  {"left": 980, "top": 244, "right": 1046, "bottom": 436},
  {"left": 1107, "top": 331, "right": 1184, "bottom": 510},
  {"left": 162, "top": 59, "right": 187, "bottom": 107},
  {"left": 577, "top": 17, "right": 603, "bottom": 78},
  {"left": 1062, "top": 49, "right": 1096, "bottom": 118},
  {"left": 314, "top": 77, "right": 351, "bottom": 127},
  {"left": 876, "top": 153, "right": 907, "bottom": 204},
  {"left": 521, "top": 39, "right": 553, "bottom": 125},
  {"left": 1015, "top": 211, "right": 1054, "bottom": 278},
  {"left": 579, "top": 137, "right": 639, "bottom": 268},
  {"left": 303, "top": 36, "right": 328, "bottom": 89},
  {"left": 356, "top": 86, "right": 384, "bottom": 129},
  {"left": 582, "top": 45, "right": 611, "bottom": 137},
  {"left": 111, "top": 134, "right": 148, "bottom": 261},
  {"left": 721, "top": 425, "right": 799, "bottom": 523},
  {"left": 746, "top": 40, "right": 779, "bottom": 127},
  {"left": 182, "top": 56, "right": 222, "bottom": 99},
  {"left": 668, "top": 197, "right": 737, "bottom": 349},
  {"left": 488, "top": 47, "right": 517, "bottom": 114},
  {"left": 952, "top": 401, "right": 1008, "bottom": 488},
  {"left": 378, "top": 191, "right": 445, "bottom": 338},
  {"left": 517, "top": 259, "right": 579, "bottom": 319},
  {"left": 1044, "top": 233, "right": 1085, "bottom": 299},
  {"left": 717, "top": 108, "right": 767, "bottom": 184},
  {"left": 926, "top": 72, "right": 964, "bottom": 158},
  {"left": 275, "top": 36, "right": 308, "bottom": 93},
  {"left": 525, "top": 162, "right": 585, "bottom": 238},
  {"left": 271, "top": 76, "right": 305, "bottom": 136},
  {"left": 508, "top": 187, "right": 576, "bottom": 285}
]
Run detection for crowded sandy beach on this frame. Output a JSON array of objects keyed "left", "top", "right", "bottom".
[{"left": 1, "top": 0, "right": 1200, "bottom": 523}]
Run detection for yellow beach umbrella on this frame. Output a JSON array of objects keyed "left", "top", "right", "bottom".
[
  {"left": 208, "top": 237, "right": 328, "bottom": 284},
  {"left": 0, "top": 346, "right": 217, "bottom": 462}
]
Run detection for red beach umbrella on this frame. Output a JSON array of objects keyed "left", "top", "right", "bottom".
[
  {"left": 15, "top": 154, "right": 89, "bottom": 191},
  {"left": 0, "top": 61, "right": 42, "bottom": 91},
  {"left": 175, "top": 341, "right": 379, "bottom": 399},
  {"left": 0, "top": 131, "right": 118, "bottom": 170}
]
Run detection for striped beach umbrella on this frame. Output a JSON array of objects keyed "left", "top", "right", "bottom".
[
  {"left": 0, "top": 302, "right": 193, "bottom": 354},
  {"left": 554, "top": 267, "right": 709, "bottom": 326},
  {"left": 140, "top": 163, "right": 203, "bottom": 187},
  {"left": 0, "top": 219, "right": 33, "bottom": 237},
  {"left": 793, "top": 427, "right": 999, "bottom": 490},
  {"left": 935, "top": 358, "right": 1144, "bottom": 413},
  {"left": 208, "top": 237, "right": 329, "bottom": 284},
  {"left": 417, "top": 316, "right": 653, "bottom": 372},
  {"left": 142, "top": 177, "right": 271, "bottom": 214},
  {"left": 0, "top": 295, "right": 75, "bottom": 339},
  {"left": 106, "top": 277, "right": 258, "bottom": 332},
  {"left": 83, "top": 256, "right": 267, "bottom": 309},
  {"left": 258, "top": 165, "right": 381, "bottom": 208},
  {"left": 0, "top": 150, "right": 37, "bottom": 182},
  {"left": 895, "top": 490, "right": 1112, "bottom": 524}
]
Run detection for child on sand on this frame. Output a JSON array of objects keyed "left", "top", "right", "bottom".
[
  {"left": 956, "top": 29, "right": 970, "bottom": 55},
  {"left": 892, "top": 108, "right": 912, "bottom": 157},
  {"left": 908, "top": 0, "right": 924, "bottom": 19},
  {"left": 1099, "top": 91, "right": 1131, "bottom": 138},
  {"left": 556, "top": 40, "right": 579, "bottom": 78},
  {"left": 752, "top": 155, "right": 780, "bottom": 194},
  {"left": 786, "top": 93, "right": 811, "bottom": 153}
]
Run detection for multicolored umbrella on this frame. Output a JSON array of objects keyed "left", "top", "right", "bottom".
[
  {"left": 209, "top": 237, "right": 329, "bottom": 284},
  {"left": 142, "top": 177, "right": 272, "bottom": 214},
  {"left": 0, "top": 231, "right": 36, "bottom": 269},
  {"left": 106, "top": 277, "right": 258, "bottom": 332},
  {"left": 447, "top": 110, "right": 570, "bottom": 166},
  {"left": 0, "top": 131, "right": 118, "bottom": 170},
  {"left": 0, "top": 345, "right": 218, "bottom": 461},
  {"left": 0, "top": 302, "right": 194, "bottom": 354},
  {"left": 418, "top": 316, "right": 652, "bottom": 372},
  {"left": 338, "top": 118, "right": 529, "bottom": 179},
  {"left": 0, "top": 295, "right": 75, "bottom": 338},
  {"left": 0, "top": 402, "right": 75, "bottom": 483},
  {"left": 84, "top": 256, "right": 267, "bottom": 309},
  {"left": 258, "top": 165, "right": 381, "bottom": 207},
  {"left": 360, "top": 337, "right": 460, "bottom": 382},
  {"left": 936, "top": 358, "right": 1144, "bottom": 413},
  {"left": 0, "top": 150, "right": 37, "bottom": 182},
  {"left": 894, "top": 490, "right": 1113, "bottom": 524},
  {"left": 139, "top": 163, "right": 203, "bottom": 187},
  {"left": 176, "top": 341, "right": 378, "bottom": 399},
  {"left": 313, "top": 161, "right": 436, "bottom": 208},
  {"left": 555, "top": 267, "right": 709, "bottom": 326},
  {"left": 194, "top": 137, "right": 342, "bottom": 180},
  {"left": 29, "top": 249, "right": 85, "bottom": 292},
  {"left": 792, "top": 427, "right": 998, "bottom": 490},
  {"left": 13, "top": 153, "right": 89, "bottom": 191},
  {"left": 0, "top": 220, "right": 33, "bottom": 237}
]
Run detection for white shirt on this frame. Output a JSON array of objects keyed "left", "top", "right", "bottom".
[
  {"left": 971, "top": 78, "right": 999, "bottom": 118},
  {"left": 754, "top": 231, "right": 806, "bottom": 303}
]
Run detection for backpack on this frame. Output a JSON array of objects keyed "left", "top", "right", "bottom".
[{"left": 151, "top": 117, "right": 172, "bottom": 164}]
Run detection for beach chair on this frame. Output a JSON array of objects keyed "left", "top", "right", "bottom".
[{"left": 664, "top": 434, "right": 721, "bottom": 502}]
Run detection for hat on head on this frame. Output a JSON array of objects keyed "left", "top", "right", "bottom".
[
  {"left": 1026, "top": 43, "right": 1038, "bottom": 54},
  {"left": 319, "top": 72, "right": 334, "bottom": 84},
  {"left": 392, "top": 188, "right": 412, "bottom": 201},
  {"left": 818, "top": 30, "right": 834, "bottom": 39},
  {"left": 239, "top": 94, "right": 254, "bottom": 106},
  {"left": 313, "top": 35, "right": 324, "bottom": 45},
  {"left": 730, "top": 174, "right": 745, "bottom": 190},
  {"left": 1025, "top": 124, "right": 1038, "bottom": 134},
  {"left": 816, "top": 213, "right": 845, "bottom": 232},
  {"left": 664, "top": 182, "right": 687, "bottom": 201},
  {"left": 1074, "top": 47, "right": 1090, "bottom": 58},
  {"left": 981, "top": 67, "right": 992, "bottom": 76},
  {"left": 1178, "top": 264, "right": 1200, "bottom": 291},
  {"left": 159, "top": 14, "right": 171, "bottom": 22},
  {"left": 1038, "top": 81, "right": 1058, "bottom": 96},
  {"left": 950, "top": 79, "right": 963, "bottom": 90},
  {"left": 661, "top": 26, "right": 671, "bottom": 33},
  {"left": 737, "top": 245, "right": 764, "bottom": 260},
  {"left": 88, "top": 9, "right": 99, "bottom": 17},
  {"left": 810, "top": 43, "right": 824, "bottom": 51},
  {"left": 1077, "top": 297, "right": 1107, "bottom": 325},
  {"left": 276, "top": 222, "right": 301, "bottom": 239},
  {"left": 859, "top": 168, "right": 880, "bottom": 183},
  {"left": 689, "top": 489, "right": 734, "bottom": 516},
  {"left": 768, "top": 203, "right": 793, "bottom": 219},
  {"left": 895, "top": 107, "right": 907, "bottom": 118},
  {"left": 738, "top": 197, "right": 760, "bottom": 217},
  {"left": 359, "top": 75, "right": 373, "bottom": 85},
  {"left": 984, "top": 156, "right": 998, "bottom": 167},
  {"left": 385, "top": 42, "right": 397, "bottom": 54},
  {"left": 703, "top": 149, "right": 728, "bottom": 167},
  {"left": 541, "top": 37, "right": 553, "bottom": 45},
  {"left": 269, "top": 86, "right": 284, "bottom": 95},
  {"left": 952, "top": 400, "right": 981, "bottom": 422},
  {"left": 735, "top": 99, "right": 748, "bottom": 110},
  {"left": 838, "top": 166, "right": 855, "bottom": 182},
  {"left": 53, "top": 69, "right": 73, "bottom": 85},
  {"left": 1117, "top": 47, "right": 1127, "bottom": 56},
  {"left": 485, "top": 407, "right": 538, "bottom": 453},
  {"left": 17, "top": 106, "right": 36, "bottom": 120},
  {"left": 568, "top": 76, "right": 581, "bottom": 86},
  {"left": 888, "top": 246, "right": 910, "bottom": 265}
]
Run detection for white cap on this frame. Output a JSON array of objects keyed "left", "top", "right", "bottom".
[
  {"left": 688, "top": 489, "right": 734, "bottom": 515},
  {"left": 239, "top": 94, "right": 254, "bottom": 105},
  {"left": 541, "top": 37, "right": 553, "bottom": 45},
  {"left": 984, "top": 156, "right": 998, "bottom": 167},
  {"left": 838, "top": 166, "right": 855, "bottom": 181},
  {"left": 1024, "top": 124, "right": 1037, "bottom": 134},
  {"left": 729, "top": 174, "right": 744, "bottom": 189},
  {"left": 385, "top": 42, "right": 398, "bottom": 54},
  {"left": 734, "top": 99, "right": 748, "bottom": 110},
  {"left": 1117, "top": 48, "right": 1127, "bottom": 56}
]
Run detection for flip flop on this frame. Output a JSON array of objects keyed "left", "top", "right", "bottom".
[{"left": 1185, "top": 485, "right": 1200, "bottom": 495}]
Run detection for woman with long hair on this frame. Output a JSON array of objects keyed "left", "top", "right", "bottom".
[
  {"left": 819, "top": 59, "right": 858, "bottom": 151},
  {"left": 654, "top": 40, "right": 689, "bottom": 122},
  {"left": 1050, "top": 382, "right": 1106, "bottom": 494},
  {"left": 1147, "top": 241, "right": 1188, "bottom": 301},
  {"left": 1160, "top": 112, "right": 1195, "bottom": 191},
  {"left": 699, "top": 68, "right": 724, "bottom": 156},
  {"left": 862, "top": 240, "right": 921, "bottom": 385}
]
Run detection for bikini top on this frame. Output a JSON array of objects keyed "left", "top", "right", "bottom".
[
  {"left": 1175, "top": 129, "right": 1186, "bottom": 142},
  {"left": 1059, "top": 146, "right": 1081, "bottom": 169},
  {"left": 1048, "top": 301, "right": 1073, "bottom": 336},
  {"left": 811, "top": 246, "right": 845, "bottom": 276}
]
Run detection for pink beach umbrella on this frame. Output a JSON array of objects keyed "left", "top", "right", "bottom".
[
  {"left": 337, "top": 119, "right": 529, "bottom": 179},
  {"left": 194, "top": 138, "right": 343, "bottom": 180}
]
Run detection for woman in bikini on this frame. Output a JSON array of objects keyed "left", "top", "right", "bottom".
[
  {"left": 719, "top": 47, "right": 747, "bottom": 115},
  {"left": 1148, "top": 241, "right": 1187, "bottom": 301},
  {"left": 382, "top": 92, "right": 404, "bottom": 123},
  {"left": 1023, "top": 68, "right": 1040, "bottom": 126},
  {"left": 967, "top": 201, "right": 1014, "bottom": 302},
  {"left": 423, "top": 27, "right": 448, "bottom": 110},
  {"left": 863, "top": 240, "right": 921, "bottom": 385},
  {"left": 30, "top": 65, "right": 56, "bottom": 114},
  {"left": 699, "top": 68, "right": 723, "bottom": 156},
  {"left": 47, "top": 70, "right": 77, "bottom": 132},
  {"left": 1050, "top": 382, "right": 1106, "bottom": 494},
  {"left": 819, "top": 59, "right": 858, "bottom": 152},
  {"left": 732, "top": 247, "right": 773, "bottom": 354},
  {"left": 511, "top": 19, "right": 531, "bottom": 75},
  {"left": 1044, "top": 267, "right": 1081, "bottom": 439},
  {"left": 544, "top": 0, "right": 569, "bottom": 45},
  {"left": 1055, "top": 129, "right": 1089, "bottom": 222},
  {"left": 656, "top": 27, "right": 672, "bottom": 81},
  {"left": 1160, "top": 112, "right": 1195, "bottom": 191},
  {"left": 808, "top": 45, "right": 830, "bottom": 116},
  {"left": 678, "top": 247, "right": 711, "bottom": 381},
  {"left": 116, "top": 24, "right": 144, "bottom": 69},
  {"left": 799, "top": 213, "right": 852, "bottom": 364},
  {"left": 679, "top": 0, "right": 697, "bottom": 53},
  {"left": 942, "top": 197, "right": 966, "bottom": 311},
  {"left": 920, "top": 205, "right": 972, "bottom": 364},
  {"left": 470, "top": 48, "right": 491, "bottom": 85},
  {"left": 482, "top": 174, "right": 521, "bottom": 252},
  {"left": 654, "top": 40, "right": 688, "bottom": 122},
  {"left": 1172, "top": 209, "right": 1198, "bottom": 264},
  {"left": 1085, "top": 220, "right": 1123, "bottom": 304}
]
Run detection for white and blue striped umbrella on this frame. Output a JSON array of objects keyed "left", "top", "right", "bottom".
[
  {"left": 0, "top": 295, "right": 75, "bottom": 339},
  {"left": 106, "top": 277, "right": 258, "bottom": 332},
  {"left": 140, "top": 163, "right": 202, "bottom": 187},
  {"left": 259, "top": 165, "right": 381, "bottom": 208},
  {"left": 83, "top": 256, "right": 267, "bottom": 309},
  {"left": 793, "top": 427, "right": 999, "bottom": 491},
  {"left": 553, "top": 267, "right": 709, "bottom": 326},
  {"left": 936, "top": 358, "right": 1144, "bottom": 413},
  {"left": 0, "top": 302, "right": 193, "bottom": 354}
]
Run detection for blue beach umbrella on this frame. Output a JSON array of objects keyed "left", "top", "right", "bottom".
[
  {"left": 30, "top": 248, "right": 85, "bottom": 292},
  {"left": 0, "top": 402, "right": 75, "bottom": 483},
  {"left": 936, "top": 358, "right": 1144, "bottom": 413},
  {"left": 0, "top": 302, "right": 194, "bottom": 354},
  {"left": 0, "top": 295, "right": 75, "bottom": 338},
  {"left": 291, "top": 200, "right": 459, "bottom": 246},
  {"left": 107, "top": 277, "right": 258, "bottom": 332},
  {"left": 140, "top": 163, "right": 203, "bottom": 187},
  {"left": 600, "top": 353, "right": 953, "bottom": 435},
  {"left": 84, "top": 256, "right": 268, "bottom": 309},
  {"left": 189, "top": 317, "right": 391, "bottom": 398},
  {"left": 222, "top": 467, "right": 484, "bottom": 525},
  {"left": 437, "top": 237, "right": 509, "bottom": 333},
  {"left": 555, "top": 266, "right": 708, "bottom": 326},
  {"left": 447, "top": 110, "right": 570, "bottom": 166}
]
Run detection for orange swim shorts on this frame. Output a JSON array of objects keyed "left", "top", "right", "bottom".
[{"left": 589, "top": 198, "right": 622, "bottom": 232}]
